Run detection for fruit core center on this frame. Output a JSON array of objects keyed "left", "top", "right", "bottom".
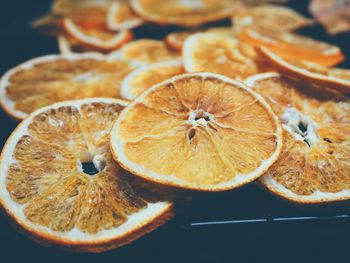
[
  {"left": 188, "top": 110, "right": 212, "bottom": 126},
  {"left": 281, "top": 107, "right": 319, "bottom": 147},
  {"left": 80, "top": 154, "right": 106, "bottom": 176}
]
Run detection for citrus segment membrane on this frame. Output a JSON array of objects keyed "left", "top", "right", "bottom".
[
  {"left": 183, "top": 32, "right": 270, "bottom": 80},
  {"left": 107, "top": 1, "right": 144, "bottom": 31},
  {"left": 121, "top": 60, "right": 184, "bottom": 100},
  {"left": 0, "top": 54, "right": 134, "bottom": 119},
  {"left": 259, "top": 48, "right": 350, "bottom": 94},
  {"left": 130, "top": 0, "right": 240, "bottom": 26},
  {"left": 111, "top": 72, "right": 283, "bottom": 191},
  {"left": 110, "top": 39, "right": 179, "bottom": 66},
  {"left": 245, "top": 73, "right": 350, "bottom": 203},
  {"left": 0, "top": 98, "right": 177, "bottom": 252}
]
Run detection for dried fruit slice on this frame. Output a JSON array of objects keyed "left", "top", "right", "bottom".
[
  {"left": 130, "top": 0, "right": 239, "bottom": 26},
  {"left": 165, "top": 31, "right": 195, "bottom": 51},
  {"left": 62, "top": 18, "right": 133, "bottom": 51},
  {"left": 232, "top": 5, "right": 313, "bottom": 33},
  {"left": 238, "top": 28, "right": 344, "bottom": 66},
  {"left": 107, "top": 1, "right": 144, "bottom": 31},
  {"left": 0, "top": 98, "right": 179, "bottom": 252},
  {"left": 245, "top": 73, "right": 350, "bottom": 203},
  {"left": 0, "top": 53, "right": 134, "bottom": 119},
  {"left": 111, "top": 72, "right": 283, "bottom": 191},
  {"left": 110, "top": 39, "right": 179, "bottom": 66},
  {"left": 260, "top": 47, "right": 350, "bottom": 94},
  {"left": 121, "top": 60, "right": 184, "bottom": 100},
  {"left": 183, "top": 32, "right": 269, "bottom": 80},
  {"left": 57, "top": 35, "right": 97, "bottom": 54}
]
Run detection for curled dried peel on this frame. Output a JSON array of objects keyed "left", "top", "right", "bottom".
[
  {"left": 0, "top": 98, "right": 179, "bottom": 252},
  {"left": 245, "top": 73, "right": 350, "bottom": 203},
  {"left": 111, "top": 72, "right": 283, "bottom": 191}
]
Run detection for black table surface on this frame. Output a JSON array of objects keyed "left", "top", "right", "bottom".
[{"left": 1, "top": 1, "right": 350, "bottom": 262}]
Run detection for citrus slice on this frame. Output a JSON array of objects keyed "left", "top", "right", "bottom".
[
  {"left": 110, "top": 72, "right": 283, "bottom": 191},
  {"left": 107, "top": 1, "right": 144, "bottom": 31},
  {"left": 110, "top": 39, "right": 179, "bottom": 66},
  {"left": 245, "top": 73, "right": 350, "bottom": 203},
  {"left": 0, "top": 98, "right": 179, "bottom": 252},
  {"left": 183, "top": 32, "right": 269, "bottom": 80},
  {"left": 238, "top": 28, "right": 344, "bottom": 66},
  {"left": 130, "top": 0, "right": 239, "bottom": 26},
  {"left": 260, "top": 47, "right": 350, "bottom": 94},
  {"left": 62, "top": 18, "right": 133, "bottom": 52},
  {"left": 121, "top": 60, "right": 184, "bottom": 100},
  {"left": 57, "top": 35, "right": 95, "bottom": 54},
  {"left": 165, "top": 31, "right": 195, "bottom": 51},
  {"left": 232, "top": 5, "right": 313, "bottom": 33},
  {"left": 0, "top": 53, "right": 134, "bottom": 119}
]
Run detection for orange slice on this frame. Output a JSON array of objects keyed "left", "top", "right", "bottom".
[
  {"left": 57, "top": 35, "right": 97, "bottom": 54},
  {"left": 0, "top": 98, "right": 180, "bottom": 252},
  {"left": 130, "top": 0, "right": 239, "bottom": 26},
  {"left": 232, "top": 5, "right": 313, "bottom": 33},
  {"left": 183, "top": 32, "right": 269, "bottom": 80},
  {"left": 245, "top": 73, "right": 350, "bottom": 203},
  {"left": 260, "top": 47, "right": 350, "bottom": 94},
  {"left": 110, "top": 72, "right": 283, "bottom": 191},
  {"left": 110, "top": 39, "right": 179, "bottom": 66},
  {"left": 62, "top": 18, "right": 133, "bottom": 52},
  {"left": 0, "top": 53, "right": 134, "bottom": 119},
  {"left": 107, "top": 1, "right": 144, "bottom": 31},
  {"left": 238, "top": 28, "right": 344, "bottom": 66},
  {"left": 121, "top": 60, "right": 184, "bottom": 100}
]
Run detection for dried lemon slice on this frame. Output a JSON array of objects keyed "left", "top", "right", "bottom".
[
  {"left": 121, "top": 60, "right": 184, "bottom": 100},
  {"left": 130, "top": 0, "right": 239, "bottom": 26},
  {"left": 110, "top": 39, "right": 179, "bottom": 65},
  {"left": 107, "top": 1, "right": 144, "bottom": 31},
  {"left": 183, "top": 32, "right": 269, "bottom": 80},
  {"left": 245, "top": 72, "right": 350, "bottom": 203},
  {"left": 0, "top": 98, "right": 179, "bottom": 252},
  {"left": 111, "top": 72, "right": 283, "bottom": 191},
  {"left": 0, "top": 53, "right": 134, "bottom": 119},
  {"left": 260, "top": 47, "right": 350, "bottom": 94}
]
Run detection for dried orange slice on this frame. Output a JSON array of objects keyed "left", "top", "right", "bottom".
[
  {"left": 110, "top": 39, "right": 179, "bottom": 66},
  {"left": 130, "top": 0, "right": 239, "bottom": 26},
  {"left": 260, "top": 47, "right": 350, "bottom": 94},
  {"left": 110, "top": 72, "right": 283, "bottom": 191},
  {"left": 165, "top": 31, "right": 195, "bottom": 51},
  {"left": 121, "top": 60, "right": 184, "bottom": 100},
  {"left": 245, "top": 73, "right": 350, "bottom": 203},
  {"left": 183, "top": 32, "right": 269, "bottom": 80},
  {"left": 62, "top": 18, "right": 133, "bottom": 52},
  {"left": 0, "top": 98, "right": 179, "bottom": 252},
  {"left": 232, "top": 5, "right": 313, "bottom": 33},
  {"left": 0, "top": 53, "right": 134, "bottom": 119},
  {"left": 238, "top": 28, "right": 344, "bottom": 66},
  {"left": 107, "top": 1, "right": 144, "bottom": 31},
  {"left": 57, "top": 35, "right": 96, "bottom": 54}
]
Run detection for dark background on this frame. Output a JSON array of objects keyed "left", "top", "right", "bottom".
[{"left": 1, "top": 1, "right": 350, "bottom": 262}]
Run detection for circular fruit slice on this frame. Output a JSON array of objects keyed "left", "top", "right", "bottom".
[
  {"left": 111, "top": 72, "right": 283, "bottom": 191},
  {"left": 130, "top": 0, "right": 239, "bottom": 26},
  {"left": 107, "top": 1, "right": 144, "bottom": 31},
  {"left": 57, "top": 35, "right": 96, "bottom": 54},
  {"left": 245, "top": 73, "right": 350, "bottom": 203},
  {"left": 260, "top": 47, "right": 350, "bottom": 94},
  {"left": 238, "top": 28, "right": 344, "bottom": 66},
  {"left": 165, "top": 31, "right": 195, "bottom": 51},
  {"left": 121, "top": 60, "right": 184, "bottom": 100},
  {"left": 62, "top": 18, "right": 133, "bottom": 51},
  {"left": 110, "top": 39, "right": 179, "bottom": 66},
  {"left": 0, "top": 53, "right": 134, "bottom": 119},
  {"left": 0, "top": 98, "right": 179, "bottom": 252},
  {"left": 232, "top": 5, "right": 313, "bottom": 33},
  {"left": 183, "top": 32, "right": 269, "bottom": 80}
]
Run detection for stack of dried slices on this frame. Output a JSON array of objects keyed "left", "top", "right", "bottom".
[{"left": 0, "top": 0, "right": 349, "bottom": 253}]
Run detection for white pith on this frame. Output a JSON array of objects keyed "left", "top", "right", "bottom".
[
  {"left": 246, "top": 72, "right": 350, "bottom": 203},
  {"left": 0, "top": 98, "right": 172, "bottom": 243},
  {"left": 120, "top": 59, "right": 182, "bottom": 100},
  {"left": 57, "top": 35, "right": 73, "bottom": 55},
  {"left": 111, "top": 72, "right": 283, "bottom": 191},
  {"left": 63, "top": 18, "right": 130, "bottom": 49},
  {"left": 107, "top": 2, "right": 143, "bottom": 31}
]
